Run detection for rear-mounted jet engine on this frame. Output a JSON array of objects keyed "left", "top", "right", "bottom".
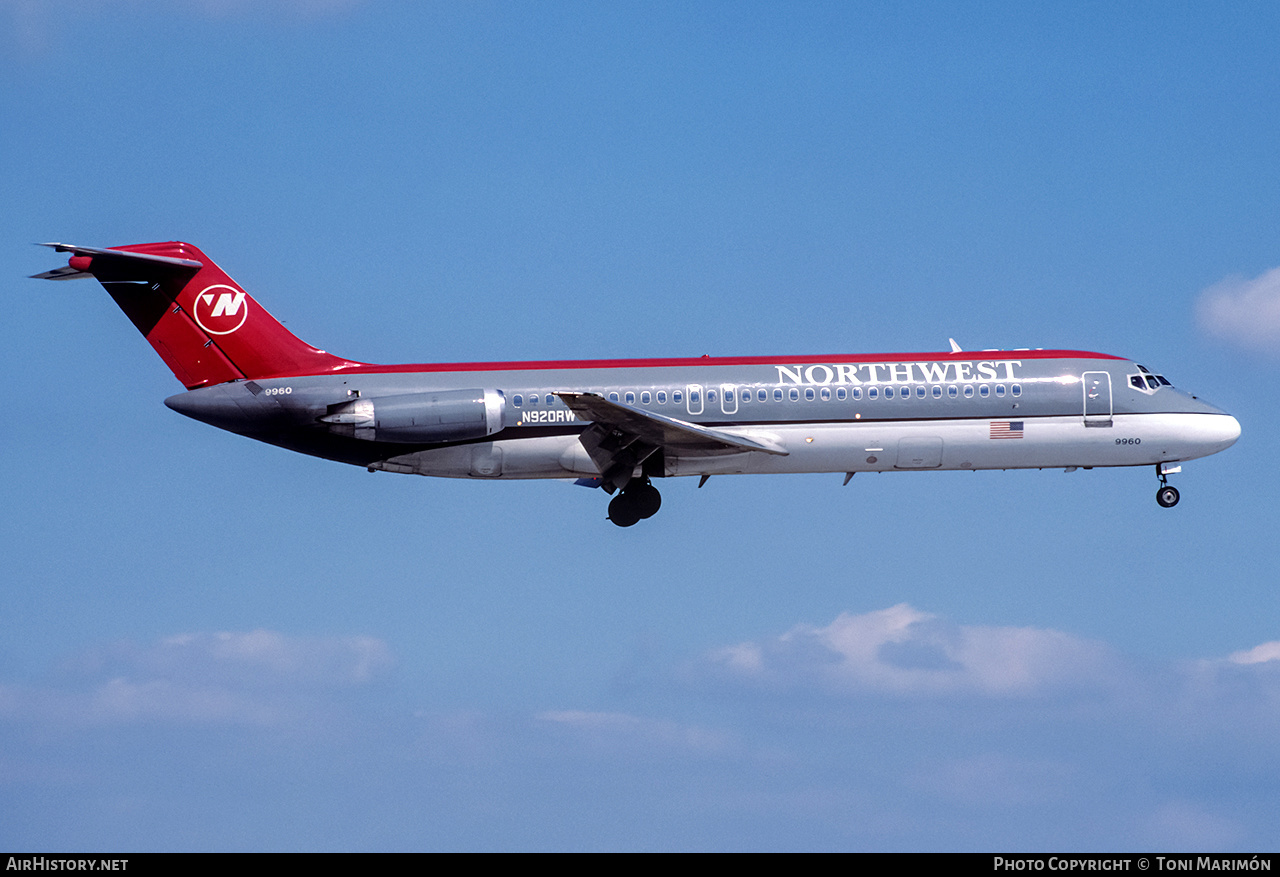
[{"left": 320, "top": 388, "right": 505, "bottom": 443}]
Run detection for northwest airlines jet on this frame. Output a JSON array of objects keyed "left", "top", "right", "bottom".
[{"left": 35, "top": 242, "right": 1241, "bottom": 526}]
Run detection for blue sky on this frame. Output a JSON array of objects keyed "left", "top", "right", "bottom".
[{"left": 3, "top": 0, "right": 1279, "bottom": 851}]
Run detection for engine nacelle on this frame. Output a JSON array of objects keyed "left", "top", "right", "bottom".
[{"left": 320, "top": 389, "right": 505, "bottom": 443}]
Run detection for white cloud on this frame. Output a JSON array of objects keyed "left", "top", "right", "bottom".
[
  {"left": 911, "top": 753, "right": 1077, "bottom": 807},
  {"left": 1196, "top": 267, "right": 1280, "bottom": 354},
  {"left": 181, "top": 0, "right": 364, "bottom": 18},
  {"left": 536, "top": 710, "right": 735, "bottom": 756},
  {"left": 147, "top": 629, "right": 395, "bottom": 685},
  {"left": 2, "top": 629, "right": 393, "bottom": 726},
  {"left": 708, "top": 604, "right": 1118, "bottom": 696},
  {"left": 1, "top": 0, "right": 363, "bottom": 55},
  {"left": 1142, "top": 800, "right": 1247, "bottom": 851},
  {"left": 89, "top": 677, "right": 282, "bottom": 725},
  {"left": 538, "top": 710, "right": 644, "bottom": 731},
  {"left": 0, "top": 678, "right": 283, "bottom": 726},
  {"left": 0, "top": 0, "right": 361, "bottom": 16},
  {"left": 1228, "top": 641, "right": 1280, "bottom": 665}
]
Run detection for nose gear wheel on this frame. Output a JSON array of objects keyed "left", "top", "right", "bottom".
[{"left": 1155, "top": 464, "right": 1181, "bottom": 508}]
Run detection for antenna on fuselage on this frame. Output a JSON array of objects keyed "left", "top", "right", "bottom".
[{"left": 949, "top": 338, "right": 962, "bottom": 353}]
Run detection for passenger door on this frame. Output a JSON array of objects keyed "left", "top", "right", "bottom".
[{"left": 1082, "top": 371, "right": 1112, "bottom": 427}]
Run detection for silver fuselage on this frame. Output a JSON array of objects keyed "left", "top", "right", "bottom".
[{"left": 164, "top": 350, "right": 1240, "bottom": 482}]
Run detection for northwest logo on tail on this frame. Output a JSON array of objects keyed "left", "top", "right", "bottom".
[{"left": 192, "top": 284, "right": 248, "bottom": 335}]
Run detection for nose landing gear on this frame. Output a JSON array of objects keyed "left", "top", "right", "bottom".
[
  {"left": 607, "top": 478, "right": 663, "bottom": 527},
  {"left": 1156, "top": 463, "right": 1180, "bottom": 508}
]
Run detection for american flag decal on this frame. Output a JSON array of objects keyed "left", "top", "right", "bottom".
[{"left": 989, "top": 421, "right": 1024, "bottom": 439}]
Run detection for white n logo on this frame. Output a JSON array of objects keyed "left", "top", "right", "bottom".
[
  {"left": 209, "top": 291, "right": 245, "bottom": 317},
  {"left": 193, "top": 284, "right": 250, "bottom": 335}
]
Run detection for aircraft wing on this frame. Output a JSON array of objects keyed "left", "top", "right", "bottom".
[
  {"left": 557, "top": 391, "right": 787, "bottom": 491},
  {"left": 558, "top": 392, "right": 788, "bottom": 456}
]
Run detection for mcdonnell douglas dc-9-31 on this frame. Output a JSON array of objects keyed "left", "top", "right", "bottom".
[{"left": 34, "top": 242, "right": 1241, "bottom": 526}]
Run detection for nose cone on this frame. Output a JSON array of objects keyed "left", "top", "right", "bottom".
[
  {"left": 1215, "top": 414, "right": 1242, "bottom": 452},
  {"left": 1170, "top": 392, "right": 1240, "bottom": 457},
  {"left": 1183, "top": 412, "right": 1241, "bottom": 459}
]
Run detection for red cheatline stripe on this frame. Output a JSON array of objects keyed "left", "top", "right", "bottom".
[{"left": 259, "top": 349, "right": 1124, "bottom": 378}]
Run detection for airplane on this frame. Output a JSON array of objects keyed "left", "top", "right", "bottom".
[{"left": 34, "top": 241, "right": 1241, "bottom": 526}]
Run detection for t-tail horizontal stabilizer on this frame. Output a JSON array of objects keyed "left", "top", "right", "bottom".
[
  {"left": 32, "top": 241, "right": 357, "bottom": 389},
  {"left": 31, "top": 243, "right": 203, "bottom": 281}
]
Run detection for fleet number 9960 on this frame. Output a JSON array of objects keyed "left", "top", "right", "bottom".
[{"left": 1116, "top": 437, "right": 1141, "bottom": 445}]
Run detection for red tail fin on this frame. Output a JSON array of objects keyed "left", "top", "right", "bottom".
[{"left": 35, "top": 242, "right": 358, "bottom": 388}]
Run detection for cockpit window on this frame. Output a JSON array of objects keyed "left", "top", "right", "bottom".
[{"left": 1129, "top": 368, "right": 1171, "bottom": 394}]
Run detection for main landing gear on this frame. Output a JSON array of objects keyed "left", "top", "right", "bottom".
[
  {"left": 1156, "top": 463, "right": 1180, "bottom": 508},
  {"left": 607, "top": 478, "right": 662, "bottom": 527}
]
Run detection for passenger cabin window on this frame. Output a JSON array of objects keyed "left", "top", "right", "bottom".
[
  {"left": 657, "top": 391, "right": 667, "bottom": 404},
  {"left": 916, "top": 386, "right": 926, "bottom": 399},
  {"left": 625, "top": 391, "right": 635, "bottom": 404},
  {"left": 673, "top": 390, "right": 683, "bottom": 404},
  {"left": 608, "top": 392, "right": 619, "bottom": 402},
  {"left": 852, "top": 387, "right": 862, "bottom": 400},
  {"left": 932, "top": 386, "right": 942, "bottom": 398},
  {"left": 948, "top": 386, "right": 958, "bottom": 398},
  {"left": 1011, "top": 384, "right": 1022, "bottom": 396},
  {"left": 995, "top": 385, "right": 1006, "bottom": 397},
  {"left": 885, "top": 387, "right": 894, "bottom": 399},
  {"left": 530, "top": 394, "right": 540, "bottom": 405},
  {"left": 964, "top": 386, "right": 974, "bottom": 398},
  {"left": 758, "top": 389, "right": 767, "bottom": 402},
  {"left": 641, "top": 391, "right": 651, "bottom": 404},
  {"left": 513, "top": 394, "right": 523, "bottom": 407},
  {"left": 868, "top": 387, "right": 878, "bottom": 399},
  {"left": 774, "top": 388, "right": 783, "bottom": 401},
  {"left": 837, "top": 387, "right": 847, "bottom": 401},
  {"left": 805, "top": 388, "right": 815, "bottom": 401},
  {"left": 979, "top": 385, "right": 990, "bottom": 398},
  {"left": 789, "top": 388, "right": 799, "bottom": 401}
]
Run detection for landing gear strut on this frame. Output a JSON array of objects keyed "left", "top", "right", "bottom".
[
  {"left": 1156, "top": 463, "right": 1180, "bottom": 508},
  {"left": 607, "top": 478, "right": 662, "bottom": 527}
]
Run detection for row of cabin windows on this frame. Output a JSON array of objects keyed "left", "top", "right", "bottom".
[{"left": 511, "top": 384, "right": 1023, "bottom": 407}]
